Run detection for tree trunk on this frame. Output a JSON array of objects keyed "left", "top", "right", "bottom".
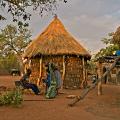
[
  {"left": 15, "top": 54, "right": 24, "bottom": 76},
  {"left": 37, "top": 56, "right": 42, "bottom": 86},
  {"left": 62, "top": 55, "right": 65, "bottom": 89},
  {"left": 116, "top": 67, "right": 120, "bottom": 84},
  {"left": 81, "top": 57, "right": 87, "bottom": 88},
  {"left": 97, "top": 80, "right": 102, "bottom": 95}
]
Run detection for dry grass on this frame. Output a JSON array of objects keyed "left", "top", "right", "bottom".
[{"left": 23, "top": 16, "right": 91, "bottom": 58}]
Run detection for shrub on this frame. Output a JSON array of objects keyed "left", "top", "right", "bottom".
[{"left": 0, "top": 88, "right": 23, "bottom": 107}]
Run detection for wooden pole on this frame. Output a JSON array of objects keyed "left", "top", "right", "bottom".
[
  {"left": 97, "top": 61, "right": 102, "bottom": 96},
  {"left": 81, "top": 57, "right": 86, "bottom": 88},
  {"left": 17, "top": 55, "right": 25, "bottom": 76},
  {"left": 116, "top": 67, "right": 120, "bottom": 84},
  {"left": 23, "top": 58, "right": 29, "bottom": 74},
  {"left": 62, "top": 55, "right": 66, "bottom": 89},
  {"left": 85, "top": 69, "right": 88, "bottom": 84},
  {"left": 29, "top": 60, "right": 31, "bottom": 68},
  {"left": 37, "top": 56, "right": 42, "bottom": 86},
  {"left": 68, "top": 57, "right": 120, "bottom": 107}
]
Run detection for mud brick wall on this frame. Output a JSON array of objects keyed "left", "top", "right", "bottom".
[
  {"left": 64, "top": 56, "right": 83, "bottom": 89},
  {"left": 30, "top": 59, "right": 40, "bottom": 84},
  {"left": 29, "top": 55, "right": 87, "bottom": 89}
]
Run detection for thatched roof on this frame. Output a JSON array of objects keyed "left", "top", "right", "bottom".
[{"left": 23, "top": 16, "right": 91, "bottom": 58}]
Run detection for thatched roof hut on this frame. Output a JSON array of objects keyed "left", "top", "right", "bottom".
[{"left": 23, "top": 16, "right": 91, "bottom": 89}]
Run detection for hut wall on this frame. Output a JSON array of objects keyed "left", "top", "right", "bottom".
[
  {"left": 30, "top": 58, "right": 40, "bottom": 84},
  {"left": 64, "top": 56, "right": 83, "bottom": 89},
  {"left": 42, "top": 56, "right": 63, "bottom": 73},
  {"left": 30, "top": 56, "right": 63, "bottom": 84},
  {"left": 30, "top": 56, "right": 86, "bottom": 89},
  {"left": 42, "top": 56, "right": 63, "bottom": 80}
]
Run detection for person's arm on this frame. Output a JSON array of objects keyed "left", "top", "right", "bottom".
[
  {"left": 20, "top": 74, "right": 29, "bottom": 83},
  {"left": 20, "top": 75, "right": 25, "bottom": 82}
]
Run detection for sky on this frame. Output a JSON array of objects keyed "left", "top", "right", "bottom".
[{"left": 1, "top": 0, "right": 120, "bottom": 54}]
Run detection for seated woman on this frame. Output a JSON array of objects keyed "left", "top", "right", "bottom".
[
  {"left": 53, "top": 65, "right": 62, "bottom": 95},
  {"left": 15, "top": 69, "right": 40, "bottom": 95},
  {"left": 42, "top": 64, "right": 51, "bottom": 94},
  {"left": 43, "top": 63, "right": 62, "bottom": 98}
]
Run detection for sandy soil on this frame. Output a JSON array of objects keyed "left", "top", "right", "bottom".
[{"left": 0, "top": 76, "right": 120, "bottom": 120}]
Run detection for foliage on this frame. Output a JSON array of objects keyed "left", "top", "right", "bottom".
[
  {"left": 94, "top": 44, "right": 119, "bottom": 61},
  {"left": 112, "top": 27, "right": 120, "bottom": 47},
  {"left": 101, "top": 27, "right": 120, "bottom": 47},
  {"left": 94, "top": 26, "right": 120, "bottom": 60},
  {"left": 0, "top": 53, "right": 20, "bottom": 73},
  {"left": 87, "top": 60, "right": 96, "bottom": 69},
  {"left": 0, "top": 24, "right": 31, "bottom": 73},
  {"left": 0, "top": 24, "right": 31, "bottom": 55},
  {"left": 87, "top": 60, "right": 97, "bottom": 74},
  {"left": 101, "top": 29, "right": 120, "bottom": 48},
  {"left": 0, "top": 88, "right": 23, "bottom": 107},
  {"left": 0, "top": 0, "right": 67, "bottom": 27}
]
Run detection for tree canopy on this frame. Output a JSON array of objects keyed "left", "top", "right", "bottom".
[
  {"left": 0, "top": 24, "right": 31, "bottom": 55},
  {"left": 112, "top": 27, "right": 120, "bottom": 47},
  {"left": 0, "top": 0, "right": 67, "bottom": 26},
  {"left": 94, "top": 26, "right": 120, "bottom": 60},
  {"left": 0, "top": 24, "right": 31, "bottom": 73}
]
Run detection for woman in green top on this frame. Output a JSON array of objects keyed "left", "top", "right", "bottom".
[{"left": 45, "top": 63, "right": 62, "bottom": 99}]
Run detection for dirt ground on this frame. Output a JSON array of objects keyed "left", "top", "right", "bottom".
[{"left": 0, "top": 76, "right": 120, "bottom": 120}]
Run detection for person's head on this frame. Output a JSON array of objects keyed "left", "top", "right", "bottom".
[
  {"left": 51, "top": 63, "right": 58, "bottom": 71},
  {"left": 45, "top": 63, "right": 57, "bottom": 72},
  {"left": 45, "top": 63, "right": 50, "bottom": 73},
  {"left": 45, "top": 64, "right": 49, "bottom": 68},
  {"left": 26, "top": 68, "right": 31, "bottom": 75}
]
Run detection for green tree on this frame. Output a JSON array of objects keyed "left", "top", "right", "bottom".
[
  {"left": 0, "top": 24, "right": 31, "bottom": 74},
  {"left": 101, "top": 26, "right": 120, "bottom": 48},
  {"left": 0, "top": 53, "right": 20, "bottom": 74},
  {"left": 94, "top": 26, "right": 120, "bottom": 60},
  {"left": 111, "top": 27, "right": 120, "bottom": 47},
  {"left": 87, "top": 60, "right": 96, "bottom": 74},
  {"left": 94, "top": 44, "right": 119, "bottom": 60}
]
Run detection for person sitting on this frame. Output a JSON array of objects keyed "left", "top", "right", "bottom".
[
  {"left": 52, "top": 64, "right": 62, "bottom": 95},
  {"left": 15, "top": 69, "right": 40, "bottom": 95},
  {"left": 43, "top": 63, "right": 62, "bottom": 98}
]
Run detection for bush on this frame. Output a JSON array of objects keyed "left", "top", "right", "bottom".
[{"left": 0, "top": 88, "right": 23, "bottom": 107}]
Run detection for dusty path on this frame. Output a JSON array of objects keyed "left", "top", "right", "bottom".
[{"left": 0, "top": 76, "right": 120, "bottom": 120}]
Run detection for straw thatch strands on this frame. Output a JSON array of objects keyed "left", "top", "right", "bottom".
[{"left": 23, "top": 16, "right": 91, "bottom": 89}]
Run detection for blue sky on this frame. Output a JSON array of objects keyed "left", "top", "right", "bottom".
[{"left": 1, "top": 0, "right": 120, "bottom": 54}]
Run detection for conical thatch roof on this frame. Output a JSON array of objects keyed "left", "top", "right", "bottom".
[{"left": 23, "top": 16, "right": 91, "bottom": 58}]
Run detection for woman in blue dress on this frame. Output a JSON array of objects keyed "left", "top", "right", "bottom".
[{"left": 43, "top": 63, "right": 62, "bottom": 99}]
